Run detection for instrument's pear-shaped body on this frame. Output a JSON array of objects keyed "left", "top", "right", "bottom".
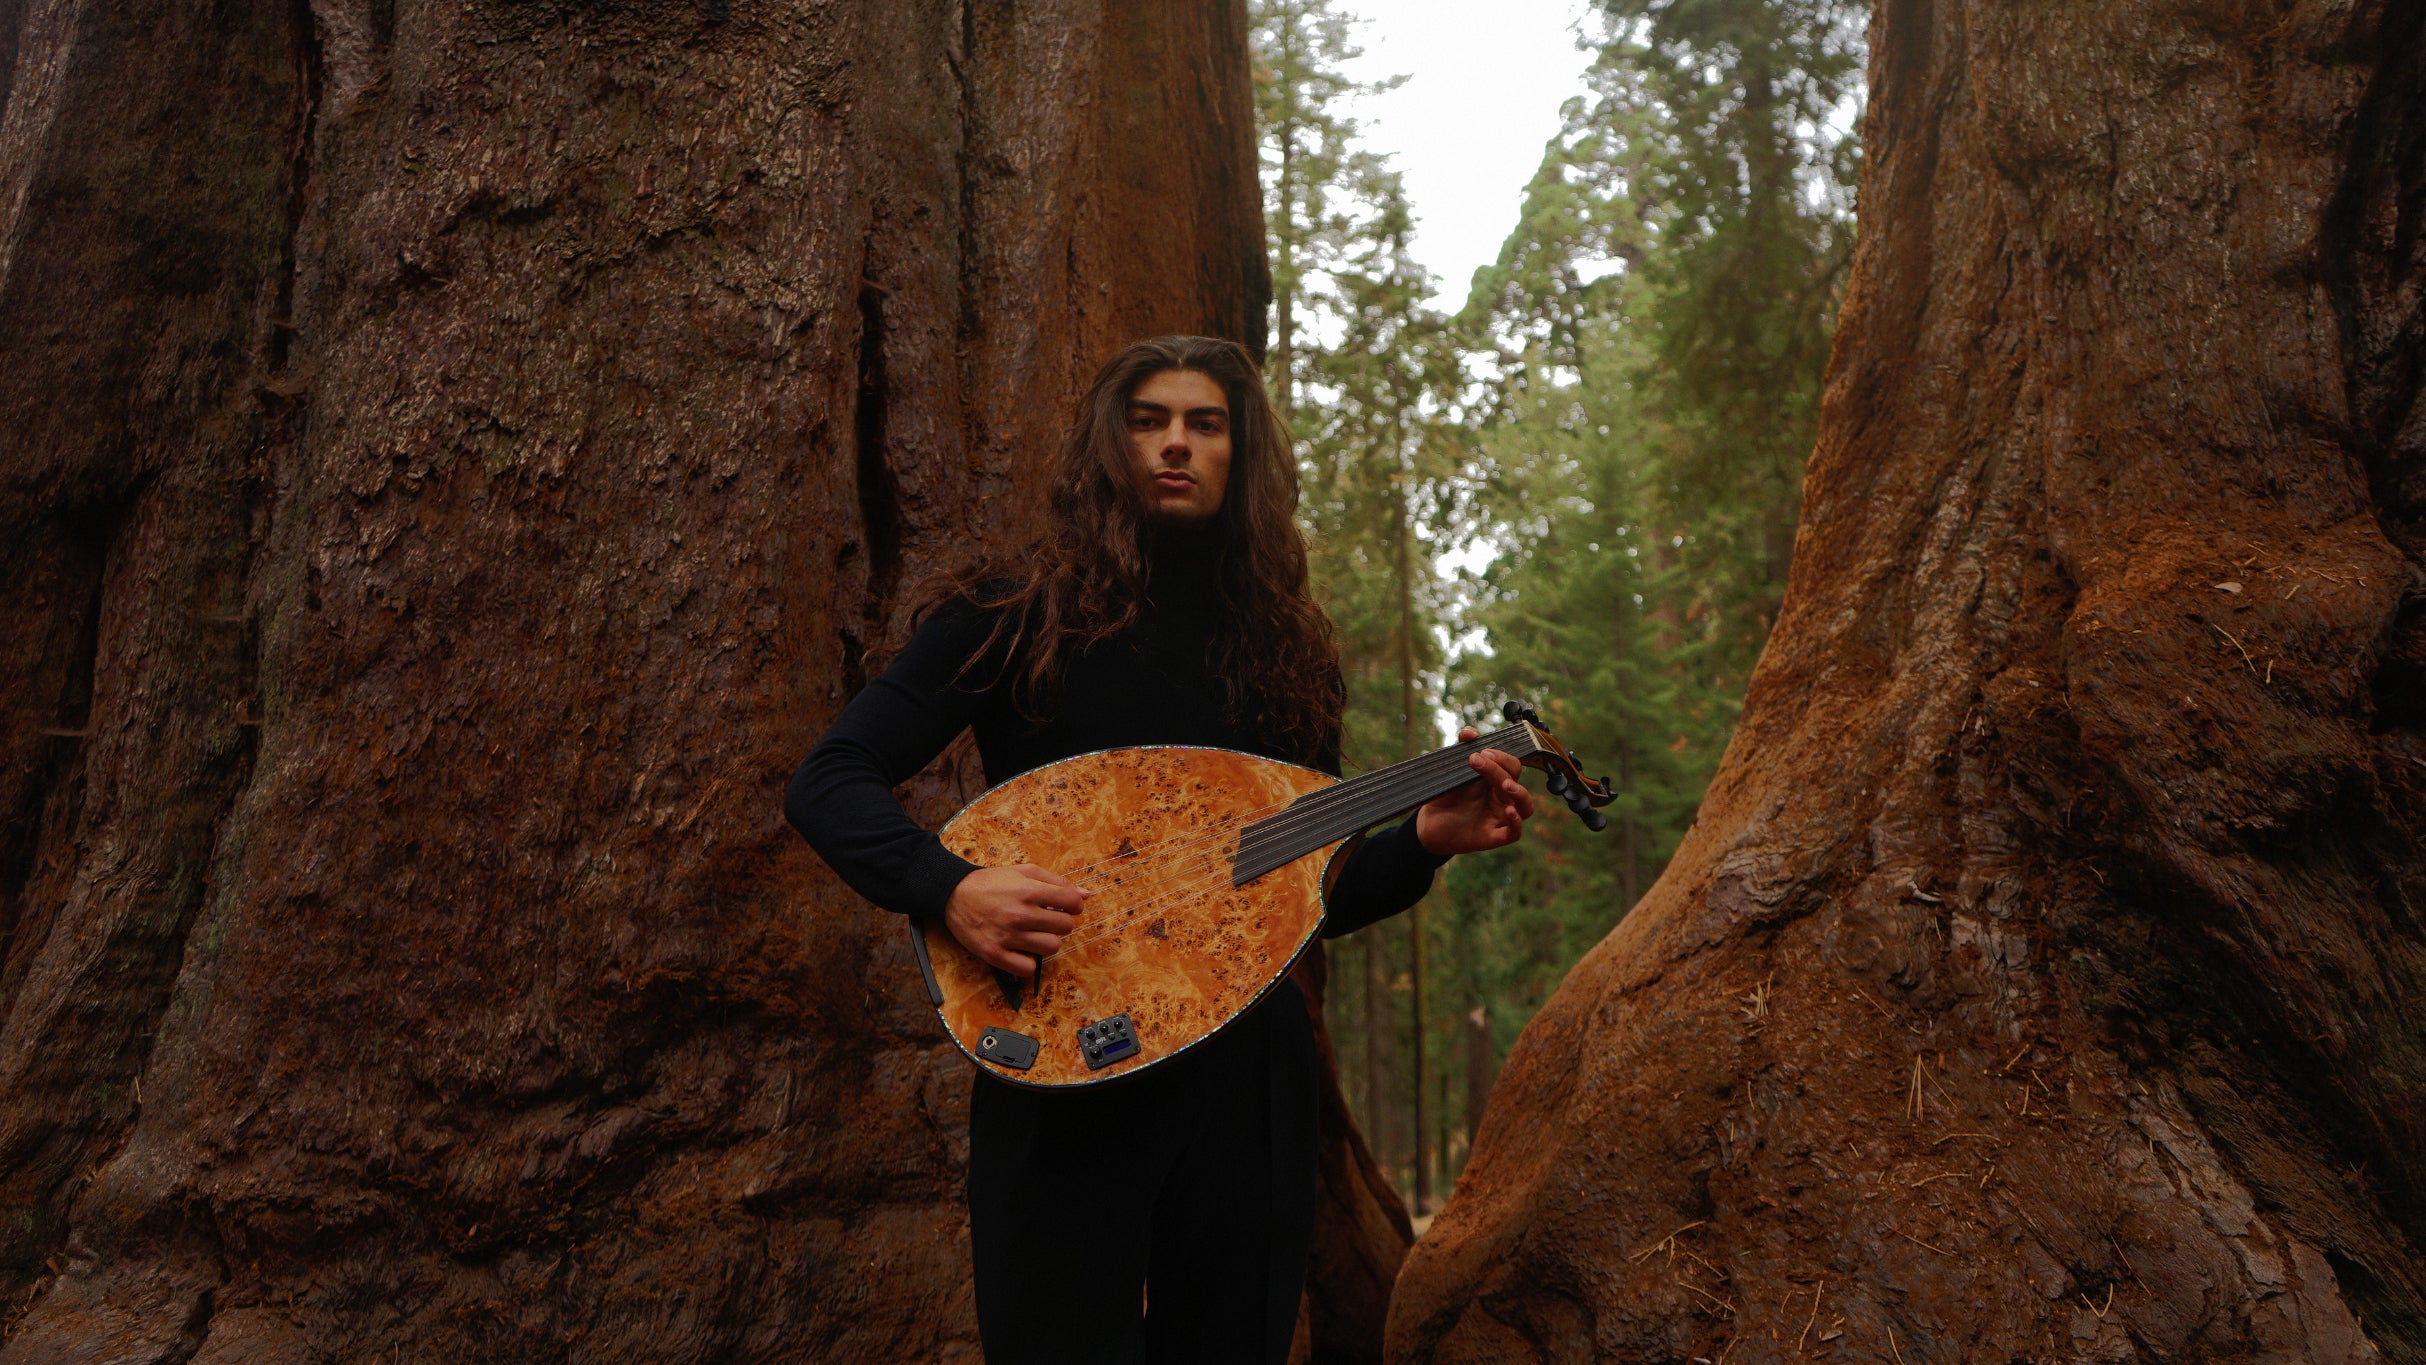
[
  {"left": 923, "top": 746, "right": 1346, "bottom": 1089},
  {"left": 913, "top": 715, "right": 1611, "bottom": 1088}
]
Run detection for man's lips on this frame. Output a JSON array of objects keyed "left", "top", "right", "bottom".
[{"left": 1152, "top": 470, "right": 1197, "bottom": 489}]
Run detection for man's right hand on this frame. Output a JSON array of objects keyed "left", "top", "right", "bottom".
[{"left": 943, "top": 864, "right": 1090, "bottom": 979}]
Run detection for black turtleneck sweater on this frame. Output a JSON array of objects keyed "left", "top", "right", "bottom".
[{"left": 784, "top": 540, "right": 1444, "bottom": 936}]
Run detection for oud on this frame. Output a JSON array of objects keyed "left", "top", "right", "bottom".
[{"left": 906, "top": 703, "right": 1615, "bottom": 1087}]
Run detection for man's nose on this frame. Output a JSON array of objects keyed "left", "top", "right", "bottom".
[{"left": 1160, "top": 422, "right": 1191, "bottom": 460}]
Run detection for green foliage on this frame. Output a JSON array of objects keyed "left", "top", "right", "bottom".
[
  {"left": 1252, "top": 0, "right": 1462, "bottom": 1205},
  {"left": 1249, "top": 0, "right": 1861, "bottom": 1207},
  {"left": 1302, "top": 205, "right": 1466, "bottom": 772},
  {"left": 1252, "top": 0, "right": 1460, "bottom": 774},
  {"left": 1444, "top": 0, "right": 1861, "bottom": 1078},
  {"left": 1251, "top": 0, "right": 1405, "bottom": 409}
]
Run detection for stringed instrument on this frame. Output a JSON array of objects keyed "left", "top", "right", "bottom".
[{"left": 906, "top": 702, "right": 1615, "bottom": 1088}]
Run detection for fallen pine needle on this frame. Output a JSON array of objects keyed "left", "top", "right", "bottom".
[
  {"left": 1931, "top": 1131, "right": 1993, "bottom": 1146},
  {"left": 1888, "top": 1324, "right": 1906, "bottom": 1364},
  {"left": 1630, "top": 1221, "right": 1707, "bottom": 1262},
  {"left": 1908, "top": 1056, "right": 1925, "bottom": 1120},
  {"left": 1900, "top": 1229, "right": 1952, "bottom": 1255},
  {"left": 1675, "top": 1275, "right": 1737, "bottom": 1315},
  {"left": 2111, "top": 1237, "right": 2150, "bottom": 1290},
  {"left": 1799, "top": 1282, "right": 1824, "bottom": 1352},
  {"left": 1909, "top": 1170, "right": 1968, "bottom": 1189},
  {"left": 1677, "top": 1246, "right": 1728, "bottom": 1280},
  {"left": 2211, "top": 621, "right": 2256, "bottom": 672}
]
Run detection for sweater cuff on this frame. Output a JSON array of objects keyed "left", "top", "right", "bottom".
[
  {"left": 1379, "top": 812, "right": 1452, "bottom": 868},
  {"left": 900, "top": 837, "right": 982, "bottom": 921}
]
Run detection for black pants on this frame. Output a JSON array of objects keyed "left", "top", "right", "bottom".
[{"left": 968, "top": 980, "right": 1320, "bottom": 1364}]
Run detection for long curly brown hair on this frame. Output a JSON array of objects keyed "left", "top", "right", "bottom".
[{"left": 917, "top": 335, "right": 1342, "bottom": 764}]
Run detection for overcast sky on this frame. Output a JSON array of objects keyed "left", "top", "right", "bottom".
[{"left": 1338, "top": 0, "right": 1600, "bottom": 312}]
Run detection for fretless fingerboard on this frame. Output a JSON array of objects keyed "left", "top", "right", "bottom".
[{"left": 1230, "top": 722, "right": 1541, "bottom": 885}]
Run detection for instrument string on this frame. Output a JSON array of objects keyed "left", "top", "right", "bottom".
[
  {"left": 1054, "top": 841, "right": 1275, "bottom": 954},
  {"left": 1052, "top": 732, "right": 1523, "bottom": 955},
  {"left": 1054, "top": 779, "right": 1430, "bottom": 954},
  {"left": 1026, "top": 722, "right": 1526, "bottom": 896},
  {"left": 1217, "top": 728, "right": 1514, "bottom": 867},
  {"left": 1232, "top": 724, "right": 1531, "bottom": 868},
  {"left": 1051, "top": 725, "right": 1536, "bottom": 955},
  {"left": 1065, "top": 725, "right": 1530, "bottom": 929},
  {"left": 1048, "top": 802, "right": 1278, "bottom": 880},
  {"left": 1067, "top": 746, "right": 1475, "bottom": 931}
]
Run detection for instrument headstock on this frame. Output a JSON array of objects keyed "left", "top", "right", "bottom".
[{"left": 1501, "top": 700, "right": 1615, "bottom": 832}]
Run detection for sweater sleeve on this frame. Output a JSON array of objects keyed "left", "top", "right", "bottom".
[
  {"left": 1306, "top": 735, "right": 1452, "bottom": 939},
  {"left": 1320, "top": 815, "right": 1451, "bottom": 938},
  {"left": 783, "top": 600, "right": 1002, "bottom": 920}
]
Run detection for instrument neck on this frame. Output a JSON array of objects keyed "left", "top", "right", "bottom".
[{"left": 1232, "top": 722, "right": 1540, "bottom": 885}]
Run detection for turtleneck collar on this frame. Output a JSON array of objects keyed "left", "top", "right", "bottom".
[{"left": 1142, "top": 519, "right": 1228, "bottom": 605}]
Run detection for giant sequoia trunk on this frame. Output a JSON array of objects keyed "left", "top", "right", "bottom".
[
  {"left": 1398, "top": 3, "right": 2426, "bottom": 1362},
  {"left": 0, "top": 1, "right": 1409, "bottom": 1360}
]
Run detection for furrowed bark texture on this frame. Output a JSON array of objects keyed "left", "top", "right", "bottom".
[
  {"left": 0, "top": 1, "right": 1406, "bottom": 1359},
  {"left": 1294, "top": 937, "right": 1419, "bottom": 1363},
  {"left": 1396, "top": 3, "right": 2426, "bottom": 1363}
]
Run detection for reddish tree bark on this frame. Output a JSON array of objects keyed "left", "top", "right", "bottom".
[
  {"left": 0, "top": 1, "right": 1404, "bottom": 1359},
  {"left": 1398, "top": 2, "right": 2426, "bottom": 1362},
  {"left": 1293, "top": 944, "right": 1418, "bottom": 1363}
]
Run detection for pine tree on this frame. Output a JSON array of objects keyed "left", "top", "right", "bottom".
[
  {"left": 1305, "top": 190, "right": 1466, "bottom": 1208},
  {"left": 1440, "top": 0, "right": 1863, "bottom": 1177},
  {"left": 1251, "top": 0, "right": 1467, "bottom": 1209},
  {"left": 1251, "top": 0, "right": 1401, "bottom": 417},
  {"left": 1250, "top": 0, "right": 1864, "bottom": 1206}
]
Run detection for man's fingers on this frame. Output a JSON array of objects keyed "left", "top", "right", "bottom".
[
  {"left": 1484, "top": 790, "right": 1523, "bottom": 834},
  {"left": 1008, "top": 905, "right": 1079, "bottom": 935},
  {"left": 1005, "top": 930, "right": 1067, "bottom": 958},
  {"left": 990, "top": 948, "right": 1038, "bottom": 979},
  {"left": 1026, "top": 881, "right": 1090, "bottom": 913},
  {"left": 1458, "top": 725, "right": 1480, "bottom": 741},
  {"left": 1468, "top": 751, "right": 1524, "bottom": 795},
  {"left": 1019, "top": 863, "right": 1089, "bottom": 892},
  {"left": 1466, "top": 749, "right": 1535, "bottom": 817},
  {"left": 1504, "top": 780, "right": 1536, "bottom": 818}
]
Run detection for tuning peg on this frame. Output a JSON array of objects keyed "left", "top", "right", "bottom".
[
  {"left": 1577, "top": 805, "right": 1609, "bottom": 832},
  {"left": 1502, "top": 700, "right": 1541, "bottom": 724}
]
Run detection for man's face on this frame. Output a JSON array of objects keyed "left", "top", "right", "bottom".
[{"left": 1127, "top": 368, "right": 1232, "bottom": 524}]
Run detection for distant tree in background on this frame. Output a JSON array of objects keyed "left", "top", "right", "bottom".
[
  {"left": 1434, "top": 0, "right": 1863, "bottom": 1191},
  {"left": 1250, "top": 0, "right": 1864, "bottom": 1211},
  {"left": 1400, "top": 0, "right": 2426, "bottom": 1351},
  {"left": 1252, "top": 0, "right": 1467, "bottom": 1211},
  {"left": 1253, "top": 0, "right": 1401, "bottom": 416},
  {"left": 1307, "top": 202, "right": 1469, "bottom": 1212}
]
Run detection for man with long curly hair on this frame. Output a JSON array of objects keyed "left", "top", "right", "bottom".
[{"left": 786, "top": 335, "right": 1532, "bottom": 1364}]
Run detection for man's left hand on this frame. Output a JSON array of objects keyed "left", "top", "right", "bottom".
[{"left": 1414, "top": 726, "right": 1536, "bottom": 857}]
